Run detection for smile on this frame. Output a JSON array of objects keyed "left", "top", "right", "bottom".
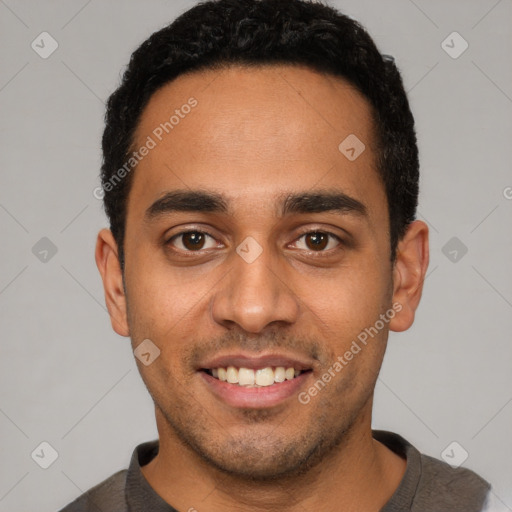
[
  {"left": 203, "top": 366, "right": 304, "bottom": 387},
  {"left": 198, "top": 354, "right": 314, "bottom": 409}
]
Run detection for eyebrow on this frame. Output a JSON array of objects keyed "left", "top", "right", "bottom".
[
  {"left": 144, "top": 188, "right": 367, "bottom": 221},
  {"left": 280, "top": 190, "right": 367, "bottom": 217},
  {"left": 145, "top": 190, "right": 229, "bottom": 220}
]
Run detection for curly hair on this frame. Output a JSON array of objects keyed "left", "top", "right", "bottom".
[{"left": 101, "top": 0, "right": 419, "bottom": 268}]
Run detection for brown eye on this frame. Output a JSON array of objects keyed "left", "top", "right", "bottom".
[
  {"left": 305, "top": 232, "right": 329, "bottom": 251},
  {"left": 293, "top": 231, "right": 341, "bottom": 252},
  {"left": 168, "top": 231, "right": 217, "bottom": 251},
  {"left": 182, "top": 232, "right": 205, "bottom": 250}
]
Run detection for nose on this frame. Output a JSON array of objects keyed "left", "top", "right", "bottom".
[{"left": 210, "top": 242, "right": 300, "bottom": 334}]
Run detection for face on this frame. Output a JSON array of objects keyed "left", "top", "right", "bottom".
[{"left": 97, "top": 65, "right": 427, "bottom": 480}]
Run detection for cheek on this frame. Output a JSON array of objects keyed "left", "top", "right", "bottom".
[
  {"left": 125, "top": 245, "right": 208, "bottom": 326},
  {"left": 298, "top": 261, "right": 392, "bottom": 338},
  {"left": 124, "top": 254, "right": 221, "bottom": 378}
]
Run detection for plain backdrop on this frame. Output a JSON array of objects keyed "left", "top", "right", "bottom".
[{"left": 1, "top": 1, "right": 511, "bottom": 510}]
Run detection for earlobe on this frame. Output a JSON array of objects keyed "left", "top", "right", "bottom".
[
  {"left": 389, "top": 220, "right": 429, "bottom": 333},
  {"left": 95, "top": 228, "right": 130, "bottom": 337}
]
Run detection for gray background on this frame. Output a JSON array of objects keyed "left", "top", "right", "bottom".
[{"left": 1, "top": 0, "right": 511, "bottom": 510}]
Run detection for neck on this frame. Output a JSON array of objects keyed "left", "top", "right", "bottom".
[{"left": 141, "top": 406, "right": 406, "bottom": 512}]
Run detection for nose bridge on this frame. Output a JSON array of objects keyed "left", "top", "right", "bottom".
[{"left": 211, "top": 238, "right": 299, "bottom": 333}]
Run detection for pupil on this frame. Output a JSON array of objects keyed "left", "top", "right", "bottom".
[
  {"left": 307, "top": 232, "right": 327, "bottom": 250},
  {"left": 184, "top": 232, "right": 204, "bottom": 250}
]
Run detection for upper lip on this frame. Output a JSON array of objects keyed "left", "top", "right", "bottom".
[{"left": 198, "top": 353, "right": 314, "bottom": 372}]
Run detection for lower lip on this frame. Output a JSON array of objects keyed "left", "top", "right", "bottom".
[{"left": 199, "top": 371, "right": 311, "bottom": 409}]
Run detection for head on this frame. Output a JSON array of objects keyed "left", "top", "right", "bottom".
[
  {"left": 96, "top": 0, "right": 428, "bottom": 481},
  {"left": 101, "top": 0, "right": 419, "bottom": 269}
]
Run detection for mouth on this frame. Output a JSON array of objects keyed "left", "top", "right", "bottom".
[
  {"left": 201, "top": 366, "right": 308, "bottom": 387},
  {"left": 198, "top": 354, "right": 314, "bottom": 409}
]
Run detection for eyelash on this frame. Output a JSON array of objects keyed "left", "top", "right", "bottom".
[{"left": 166, "top": 229, "right": 344, "bottom": 255}]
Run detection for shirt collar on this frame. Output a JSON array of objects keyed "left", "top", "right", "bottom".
[{"left": 125, "top": 439, "right": 179, "bottom": 511}]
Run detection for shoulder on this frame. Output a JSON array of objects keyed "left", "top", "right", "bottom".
[
  {"left": 419, "top": 451, "right": 490, "bottom": 490},
  {"left": 374, "top": 430, "right": 493, "bottom": 511},
  {"left": 58, "top": 469, "right": 128, "bottom": 512},
  {"left": 413, "top": 452, "right": 490, "bottom": 510}
]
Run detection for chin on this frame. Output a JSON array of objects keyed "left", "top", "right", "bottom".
[{"left": 193, "top": 435, "right": 325, "bottom": 482}]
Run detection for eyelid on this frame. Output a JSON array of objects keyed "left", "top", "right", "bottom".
[
  {"left": 165, "top": 226, "right": 223, "bottom": 252},
  {"left": 289, "top": 230, "right": 344, "bottom": 253}
]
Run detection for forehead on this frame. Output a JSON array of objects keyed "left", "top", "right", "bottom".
[{"left": 128, "top": 64, "right": 384, "bottom": 218}]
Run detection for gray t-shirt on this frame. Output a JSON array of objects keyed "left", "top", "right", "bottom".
[{"left": 58, "top": 430, "right": 495, "bottom": 511}]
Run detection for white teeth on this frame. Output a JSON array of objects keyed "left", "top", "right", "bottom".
[
  {"left": 238, "top": 367, "right": 255, "bottom": 386},
  {"left": 226, "top": 366, "right": 239, "bottom": 384},
  {"left": 208, "top": 366, "right": 303, "bottom": 387},
  {"left": 255, "top": 367, "right": 274, "bottom": 386},
  {"left": 274, "top": 366, "right": 286, "bottom": 383}
]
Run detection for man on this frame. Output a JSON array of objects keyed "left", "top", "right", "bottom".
[{"left": 59, "top": 0, "right": 503, "bottom": 510}]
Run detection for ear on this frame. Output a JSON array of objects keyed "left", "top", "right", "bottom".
[
  {"left": 389, "top": 220, "right": 429, "bottom": 332},
  {"left": 95, "top": 228, "right": 130, "bottom": 337}
]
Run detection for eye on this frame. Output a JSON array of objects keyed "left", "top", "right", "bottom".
[
  {"left": 167, "top": 230, "right": 219, "bottom": 251},
  {"left": 292, "top": 231, "right": 342, "bottom": 252}
]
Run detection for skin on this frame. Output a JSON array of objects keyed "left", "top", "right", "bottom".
[{"left": 96, "top": 65, "right": 429, "bottom": 511}]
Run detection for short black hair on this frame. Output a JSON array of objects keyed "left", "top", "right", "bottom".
[{"left": 101, "top": 0, "right": 419, "bottom": 269}]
